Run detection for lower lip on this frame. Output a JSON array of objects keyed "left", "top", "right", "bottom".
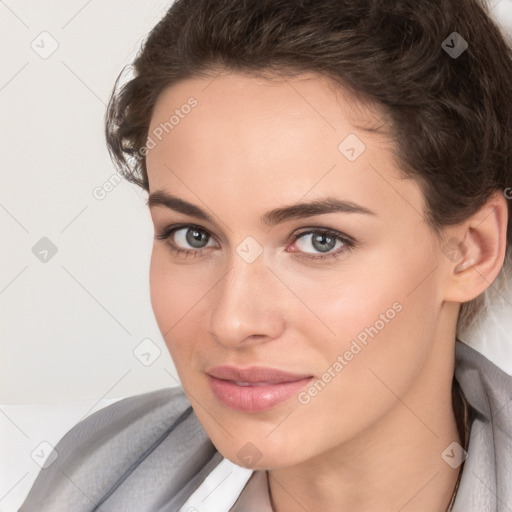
[{"left": 207, "top": 375, "right": 313, "bottom": 413}]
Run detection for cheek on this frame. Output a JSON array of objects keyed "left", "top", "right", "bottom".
[
  {"left": 290, "top": 242, "right": 437, "bottom": 373},
  {"left": 149, "top": 247, "right": 192, "bottom": 354},
  {"left": 294, "top": 250, "right": 441, "bottom": 433},
  {"left": 149, "top": 245, "right": 214, "bottom": 371},
  {"left": 149, "top": 246, "right": 174, "bottom": 333}
]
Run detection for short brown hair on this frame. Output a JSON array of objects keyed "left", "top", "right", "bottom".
[{"left": 105, "top": 0, "right": 512, "bottom": 331}]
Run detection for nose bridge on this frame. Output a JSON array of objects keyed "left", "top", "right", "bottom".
[{"left": 209, "top": 250, "right": 284, "bottom": 345}]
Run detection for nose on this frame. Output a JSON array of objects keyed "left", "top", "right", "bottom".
[{"left": 208, "top": 251, "right": 286, "bottom": 348}]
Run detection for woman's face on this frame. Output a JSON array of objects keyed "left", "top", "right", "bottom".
[{"left": 146, "top": 71, "right": 452, "bottom": 469}]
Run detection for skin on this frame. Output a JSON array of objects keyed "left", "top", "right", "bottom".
[{"left": 145, "top": 71, "right": 508, "bottom": 512}]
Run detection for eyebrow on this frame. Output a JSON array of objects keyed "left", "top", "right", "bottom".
[{"left": 147, "top": 190, "right": 377, "bottom": 227}]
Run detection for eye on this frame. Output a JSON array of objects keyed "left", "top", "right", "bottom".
[
  {"left": 289, "top": 228, "right": 354, "bottom": 261},
  {"left": 155, "top": 224, "right": 217, "bottom": 258},
  {"left": 155, "top": 224, "right": 355, "bottom": 262}
]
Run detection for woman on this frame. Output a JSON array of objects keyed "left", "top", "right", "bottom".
[{"left": 19, "top": 0, "right": 512, "bottom": 510}]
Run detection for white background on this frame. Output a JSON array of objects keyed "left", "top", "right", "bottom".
[{"left": 1, "top": 1, "right": 512, "bottom": 511}]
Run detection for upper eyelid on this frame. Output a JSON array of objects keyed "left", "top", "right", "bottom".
[
  {"left": 293, "top": 227, "right": 353, "bottom": 241},
  {"left": 160, "top": 224, "right": 220, "bottom": 245}
]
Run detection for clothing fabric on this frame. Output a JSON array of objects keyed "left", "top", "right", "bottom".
[{"left": 18, "top": 340, "right": 512, "bottom": 512}]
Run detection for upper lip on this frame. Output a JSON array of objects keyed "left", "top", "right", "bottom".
[{"left": 206, "top": 366, "right": 313, "bottom": 384}]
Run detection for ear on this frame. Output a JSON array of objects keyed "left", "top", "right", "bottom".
[{"left": 441, "top": 191, "right": 509, "bottom": 303}]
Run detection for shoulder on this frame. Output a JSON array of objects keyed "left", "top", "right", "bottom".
[
  {"left": 453, "top": 340, "right": 512, "bottom": 510},
  {"left": 19, "top": 386, "right": 222, "bottom": 512},
  {"left": 455, "top": 339, "right": 512, "bottom": 415}
]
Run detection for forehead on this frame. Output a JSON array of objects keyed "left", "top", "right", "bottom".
[
  {"left": 149, "top": 70, "right": 388, "bottom": 143},
  {"left": 145, "top": 71, "right": 422, "bottom": 221}
]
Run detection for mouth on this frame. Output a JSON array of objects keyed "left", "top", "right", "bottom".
[
  {"left": 206, "top": 366, "right": 314, "bottom": 412},
  {"left": 206, "top": 365, "right": 313, "bottom": 383}
]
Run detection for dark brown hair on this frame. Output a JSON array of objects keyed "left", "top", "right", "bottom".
[{"left": 105, "top": 0, "right": 512, "bottom": 330}]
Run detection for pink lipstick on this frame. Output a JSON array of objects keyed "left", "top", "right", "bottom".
[{"left": 206, "top": 366, "right": 313, "bottom": 412}]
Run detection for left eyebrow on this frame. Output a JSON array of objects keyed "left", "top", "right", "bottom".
[
  {"left": 147, "top": 190, "right": 377, "bottom": 227},
  {"left": 261, "top": 196, "right": 377, "bottom": 226}
]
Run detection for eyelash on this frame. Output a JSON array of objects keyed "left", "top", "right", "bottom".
[{"left": 154, "top": 223, "right": 355, "bottom": 262}]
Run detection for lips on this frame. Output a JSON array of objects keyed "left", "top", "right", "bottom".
[
  {"left": 206, "top": 366, "right": 314, "bottom": 412},
  {"left": 206, "top": 366, "right": 312, "bottom": 384}
]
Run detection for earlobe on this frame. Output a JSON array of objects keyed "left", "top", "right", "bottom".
[{"left": 443, "top": 191, "right": 509, "bottom": 303}]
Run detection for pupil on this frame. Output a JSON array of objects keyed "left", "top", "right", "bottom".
[
  {"left": 312, "top": 233, "right": 335, "bottom": 253},
  {"left": 186, "top": 228, "right": 208, "bottom": 248}
]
